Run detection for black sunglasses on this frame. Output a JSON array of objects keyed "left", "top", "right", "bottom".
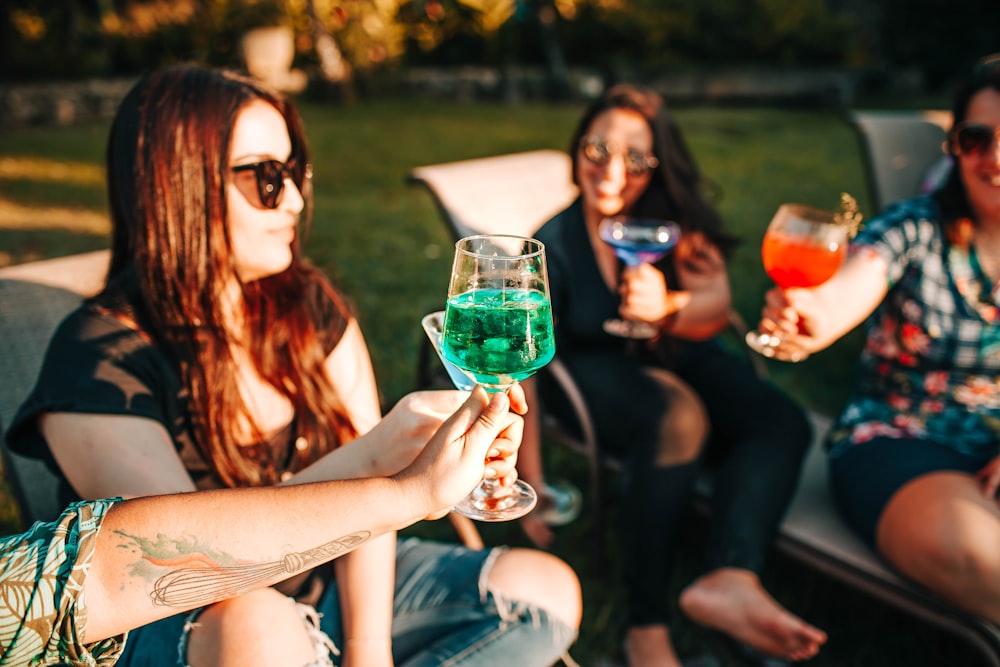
[
  {"left": 231, "top": 158, "right": 311, "bottom": 210},
  {"left": 579, "top": 136, "right": 659, "bottom": 176},
  {"left": 951, "top": 122, "right": 999, "bottom": 157},
  {"left": 975, "top": 53, "right": 1000, "bottom": 74}
]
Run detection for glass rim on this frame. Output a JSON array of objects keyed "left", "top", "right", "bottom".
[
  {"left": 454, "top": 234, "right": 545, "bottom": 259},
  {"left": 777, "top": 202, "right": 839, "bottom": 224},
  {"left": 600, "top": 215, "right": 681, "bottom": 228}
]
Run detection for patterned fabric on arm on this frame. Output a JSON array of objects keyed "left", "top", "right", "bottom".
[
  {"left": 0, "top": 498, "right": 125, "bottom": 667},
  {"left": 828, "top": 195, "right": 1000, "bottom": 459}
]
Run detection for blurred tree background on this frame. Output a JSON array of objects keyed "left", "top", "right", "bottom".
[{"left": 1, "top": 0, "right": 997, "bottom": 96}]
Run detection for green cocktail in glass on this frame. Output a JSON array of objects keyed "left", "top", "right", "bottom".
[
  {"left": 437, "top": 234, "right": 554, "bottom": 521},
  {"left": 442, "top": 288, "right": 555, "bottom": 391}
]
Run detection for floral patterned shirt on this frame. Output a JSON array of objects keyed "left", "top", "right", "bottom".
[
  {"left": 0, "top": 498, "right": 125, "bottom": 666},
  {"left": 828, "top": 195, "right": 1000, "bottom": 460}
]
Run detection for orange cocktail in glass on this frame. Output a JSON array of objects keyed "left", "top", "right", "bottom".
[
  {"left": 745, "top": 201, "right": 853, "bottom": 361},
  {"left": 761, "top": 228, "right": 847, "bottom": 289}
]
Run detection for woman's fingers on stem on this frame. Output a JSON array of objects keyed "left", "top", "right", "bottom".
[
  {"left": 774, "top": 336, "right": 810, "bottom": 361},
  {"left": 484, "top": 439, "right": 518, "bottom": 479},
  {"left": 506, "top": 382, "right": 528, "bottom": 415}
]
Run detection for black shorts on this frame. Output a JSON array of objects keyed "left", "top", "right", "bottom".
[{"left": 829, "top": 436, "right": 993, "bottom": 548}]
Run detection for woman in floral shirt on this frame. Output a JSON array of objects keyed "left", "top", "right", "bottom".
[{"left": 756, "top": 55, "right": 1000, "bottom": 625}]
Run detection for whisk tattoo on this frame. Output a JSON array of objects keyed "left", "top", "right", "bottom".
[{"left": 148, "top": 531, "right": 371, "bottom": 607}]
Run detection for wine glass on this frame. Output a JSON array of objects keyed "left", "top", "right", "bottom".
[
  {"left": 435, "top": 234, "right": 556, "bottom": 521},
  {"left": 421, "top": 310, "right": 476, "bottom": 392},
  {"left": 598, "top": 216, "right": 682, "bottom": 339},
  {"left": 744, "top": 202, "right": 851, "bottom": 362}
]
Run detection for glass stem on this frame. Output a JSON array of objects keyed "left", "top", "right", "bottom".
[{"left": 480, "top": 476, "right": 512, "bottom": 499}]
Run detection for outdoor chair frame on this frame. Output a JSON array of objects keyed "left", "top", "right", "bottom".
[
  {"left": 849, "top": 109, "right": 950, "bottom": 214},
  {"left": 1, "top": 251, "right": 111, "bottom": 525},
  {"left": 407, "top": 144, "right": 1000, "bottom": 667}
]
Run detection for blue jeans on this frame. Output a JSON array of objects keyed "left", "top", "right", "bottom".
[{"left": 116, "top": 537, "right": 576, "bottom": 667}]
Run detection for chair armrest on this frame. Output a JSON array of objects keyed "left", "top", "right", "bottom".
[{"left": 543, "top": 357, "right": 598, "bottom": 455}]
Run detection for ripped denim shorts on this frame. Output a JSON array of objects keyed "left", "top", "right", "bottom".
[{"left": 114, "top": 537, "right": 576, "bottom": 667}]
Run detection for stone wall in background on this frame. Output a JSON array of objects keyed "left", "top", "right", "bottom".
[
  {"left": 380, "top": 66, "right": 867, "bottom": 108},
  {"left": 0, "top": 78, "right": 137, "bottom": 129}
]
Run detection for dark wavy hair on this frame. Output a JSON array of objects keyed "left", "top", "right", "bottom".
[
  {"left": 935, "top": 54, "right": 1000, "bottom": 227},
  {"left": 567, "top": 83, "right": 740, "bottom": 256},
  {"left": 101, "top": 65, "right": 357, "bottom": 487}
]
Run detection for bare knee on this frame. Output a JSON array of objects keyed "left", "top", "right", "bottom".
[
  {"left": 878, "top": 473, "right": 1000, "bottom": 604},
  {"left": 895, "top": 515, "right": 1000, "bottom": 578},
  {"left": 187, "top": 588, "right": 318, "bottom": 667},
  {"left": 645, "top": 368, "right": 708, "bottom": 465},
  {"left": 938, "top": 537, "right": 1000, "bottom": 581},
  {"left": 488, "top": 548, "right": 582, "bottom": 628},
  {"left": 892, "top": 527, "right": 1000, "bottom": 618}
]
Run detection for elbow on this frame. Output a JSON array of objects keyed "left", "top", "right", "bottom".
[
  {"left": 693, "top": 304, "right": 735, "bottom": 340},
  {"left": 690, "top": 320, "right": 729, "bottom": 341},
  {"left": 706, "top": 322, "right": 731, "bottom": 341}
]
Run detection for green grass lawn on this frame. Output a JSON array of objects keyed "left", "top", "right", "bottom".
[
  {"left": 0, "top": 99, "right": 981, "bottom": 665},
  {"left": 0, "top": 100, "right": 867, "bottom": 413}
]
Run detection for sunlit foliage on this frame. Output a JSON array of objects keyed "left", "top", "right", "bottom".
[{"left": 2, "top": 0, "right": 996, "bottom": 84}]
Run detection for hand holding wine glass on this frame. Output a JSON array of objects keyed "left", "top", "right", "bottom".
[
  {"left": 599, "top": 216, "right": 682, "bottom": 339},
  {"left": 425, "top": 234, "right": 556, "bottom": 521},
  {"left": 390, "top": 386, "right": 526, "bottom": 521},
  {"left": 745, "top": 195, "right": 862, "bottom": 361}
]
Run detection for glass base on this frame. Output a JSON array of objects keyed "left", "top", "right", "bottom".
[
  {"left": 603, "top": 318, "right": 658, "bottom": 340},
  {"left": 745, "top": 329, "right": 807, "bottom": 362},
  {"left": 452, "top": 479, "right": 537, "bottom": 522}
]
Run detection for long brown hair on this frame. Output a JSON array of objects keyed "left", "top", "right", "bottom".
[
  {"left": 567, "top": 83, "right": 740, "bottom": 257},
  {"left": 102, "top": 65, "right": 357, "bottom": 487}
]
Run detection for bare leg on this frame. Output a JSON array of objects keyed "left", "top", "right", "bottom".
[
  {"left": 624, "top": 625, "right": 683, "bottom": 667},
  {"left": 519, "top": 514, "right": 555, "bottom": 549},
  {"left": 516, "top": 377, "right": 547, "bottom": 490},
  {"left": 487, "top": 547, "right": 583, "bottom": 629},
  {"left": 186, "top": 588, "right": 322, "bottom": 666},
  {"left": 877, "top": 471, "right": 1000, "bottom": 624},
  {"left": 517, "top": 377, "right": 556, "bottom": 548},
  {"left": 679, "top": 568, "right": 826, "bottom": 661},
  {"left": 624, "top": 371, "right": 710, "bottom": 667}
]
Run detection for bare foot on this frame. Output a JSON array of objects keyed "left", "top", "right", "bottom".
[
  {"left": 623, "top": 625, "right": 682, "bottom": 667},
  {"left": 519, "top": 515, "right": 554, "bottom": 549},
  {"left": 679, "top": 568, "right": 827, "bottom": 662}
]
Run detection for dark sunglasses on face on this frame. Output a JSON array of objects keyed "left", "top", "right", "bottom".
[
  {"left": 231, "top": 158, "right": 311, "bottom": 210},
  {"left": 579, "top": 136, "right": 660, "bottom": 176},
  {"left": 951, "top": 122, "right": 1000, "bottom": 157},
  {"left": 975, "top": 52, "right": 1000, "bottom": 74}
]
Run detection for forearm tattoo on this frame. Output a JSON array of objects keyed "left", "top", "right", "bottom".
[{"left": 114, "top": 530, "right": 371, "bottom": 608}]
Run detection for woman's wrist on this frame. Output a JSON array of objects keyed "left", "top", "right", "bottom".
[
  {"left": 656, "top": 310, "right": 679, "bottom": 333},
  {"left": 345, "top": 636, "right": 392, "bottom": 645},
  {"left": 343, "top": 637, "right": 393, "bottom": 667},
  {"left": 657, "top": 289, "right": 692, "bottom": 333},
  {"left": 386, "top": 474, "right": 433, "bottom": 526}
]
